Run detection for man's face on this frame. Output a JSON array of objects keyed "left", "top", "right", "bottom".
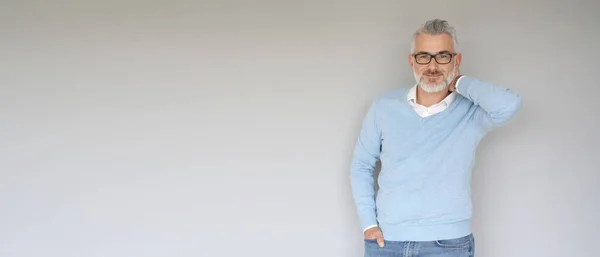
[{"left": 409, "top": 33, "right": 461, "bottom": 93}]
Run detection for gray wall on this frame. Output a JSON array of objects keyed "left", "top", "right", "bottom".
[{"left": 1, "top": 0, "right": 599, "bottom": 256}]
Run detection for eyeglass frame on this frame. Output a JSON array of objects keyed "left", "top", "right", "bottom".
[{"left": 411, "top": 51, "right": 458, "bottom": 65}]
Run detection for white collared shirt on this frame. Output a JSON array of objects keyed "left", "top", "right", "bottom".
[{"left": 407, "top": 86, "right": 457, "bottom": 117}]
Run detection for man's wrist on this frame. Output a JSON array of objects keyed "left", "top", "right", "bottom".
[
  {"left": 452, "top": 75, "right": 464, "bottom": 92},
  {"left": 363, "top": 224, "right": 378, "bottom": 232}
]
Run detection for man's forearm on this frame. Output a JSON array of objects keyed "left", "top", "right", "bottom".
[{"left": 350, "top": 161, "right": 378, "bottom": 231}]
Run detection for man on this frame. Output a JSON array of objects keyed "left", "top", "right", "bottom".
[{"left": 349, "top": 19, "right": 522, "bottom": 257}]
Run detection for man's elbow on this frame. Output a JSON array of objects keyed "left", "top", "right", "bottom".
[
  {"left": 505, "top": 94, "right": 522, "bottom": 118},
  {"left": 484, "top": 95, "right": 523, "bottom": 129}
]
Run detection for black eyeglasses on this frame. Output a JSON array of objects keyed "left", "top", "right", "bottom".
[{"left": 412, "top": 52, "right": 457, "bottom": 64}]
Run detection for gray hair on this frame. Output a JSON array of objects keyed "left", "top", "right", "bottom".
[{"left": 410, "top": 19, "right": 458, "bottom": 53}]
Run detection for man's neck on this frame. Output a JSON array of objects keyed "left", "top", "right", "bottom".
[{"left": 416, "top": 86, "right": 451, "bottom": 107}]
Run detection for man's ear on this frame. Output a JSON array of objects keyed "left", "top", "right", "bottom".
[
  {"left": 408, "top": 54, "right": 414, "bottom": 69},
  {"left": 455, "top": 53, "right": 462, "bottom": 69}
]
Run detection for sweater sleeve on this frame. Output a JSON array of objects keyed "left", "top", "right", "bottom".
[
  {"left": 349, "top": 98, "right": 382, "bottom": 231},
  {"left": 456, "top": 76, "right": 522, "bottom": 132}
]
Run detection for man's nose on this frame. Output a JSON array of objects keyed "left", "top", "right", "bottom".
[{"left": 427, "top": 58, "right": 440, "bottom": 69}]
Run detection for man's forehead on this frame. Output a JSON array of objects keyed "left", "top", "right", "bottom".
[{"left": 413, "top": 33, "right": 455, "bottom": 53}]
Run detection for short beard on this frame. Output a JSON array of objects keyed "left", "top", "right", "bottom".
[{"left": 413, "top": 63, "right": 457, "bottom": 93}]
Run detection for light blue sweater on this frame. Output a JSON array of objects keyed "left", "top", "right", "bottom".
[{"left": 350, "top": 76, "right": 522, "bottom": 241}]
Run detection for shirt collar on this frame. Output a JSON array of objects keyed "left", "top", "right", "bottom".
[
  {"left": 407, "top": 84, "right": 457, "bottom": 107},
  {"left": 407, "top": 85, "right": 418, "bottom": 103}
]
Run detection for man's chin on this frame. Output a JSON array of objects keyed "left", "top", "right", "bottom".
[{"left": 419, "top": 83, "right": 448, "bottom": 93}]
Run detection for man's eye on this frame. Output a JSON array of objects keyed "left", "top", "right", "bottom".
[
  {"left": 438, "top": 54, "right": 450, "bottom": 58},
  {"left": 417, "top": 55, "right": 429, "bottom": 59}
]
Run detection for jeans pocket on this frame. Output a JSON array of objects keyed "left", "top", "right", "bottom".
[{"left": 434, "top": 234, "right": 472, "bottom": 249}]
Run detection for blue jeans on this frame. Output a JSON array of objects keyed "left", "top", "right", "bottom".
[{"left": 364, "top": 234, "right": 475, "bottom": 257}]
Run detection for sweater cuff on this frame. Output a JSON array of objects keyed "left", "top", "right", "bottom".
[
  {"left": 363, "top": 224, "right": 378, "bottom": 232},
  {"left": 455, "top": 75, "right": 466, "bottom": 94},
  {"left": 454, "top": 75, "right": 478, "bottom": 99},
  {"left": 359, "top": 211, "right": 378, "bottom": 232}
]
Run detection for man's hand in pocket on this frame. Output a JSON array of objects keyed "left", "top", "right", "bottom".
[{"left": 364, "top": 227, "right": 384, "bottom": 248}]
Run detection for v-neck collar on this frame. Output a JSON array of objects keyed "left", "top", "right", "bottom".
[
  {"left": 402, "top": 88, "right": 464, "bottom": 123},
  {"left": 406, "top": 85, "right": 458, "bottom": 108}
]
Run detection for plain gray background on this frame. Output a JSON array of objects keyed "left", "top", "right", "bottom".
[{"left": 1, "top": 0, "right": 599, "bottom": 256}]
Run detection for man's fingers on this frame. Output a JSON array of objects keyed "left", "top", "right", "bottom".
[
  {"left": 364, "top": 227, "right": 384, "bottom": 248},
  {"left": 376, "top": 235, "right": 385, "bottom": 248}
]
